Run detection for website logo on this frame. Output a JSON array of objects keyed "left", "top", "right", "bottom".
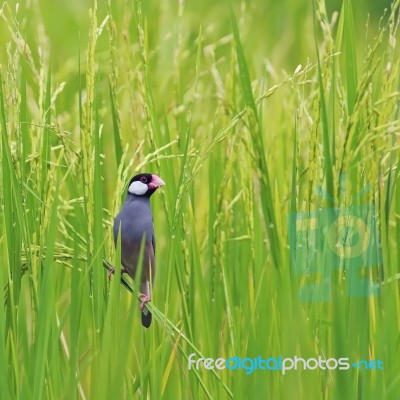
[
  {"left": 288, "top": 177, "right": 382, "bottom": 302},
  {"left": 188, "top": 354, "right": 384, "bottom": 375}
]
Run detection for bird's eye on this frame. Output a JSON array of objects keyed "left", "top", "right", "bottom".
[{"left": 140, "top": 176, "right": 147, "bottom": 183}]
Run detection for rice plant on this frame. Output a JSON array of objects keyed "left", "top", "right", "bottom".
[{"left": 0, "top": 0, "right": 399, "bottom": 398}]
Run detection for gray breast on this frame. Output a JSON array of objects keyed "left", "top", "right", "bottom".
[
  {"left": 113, "top": 197, "right": 154, "bottom": 245},
  {"left": 113, "top": 196, "right": 155, "bottom": 280}
]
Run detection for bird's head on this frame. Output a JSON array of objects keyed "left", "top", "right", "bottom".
[{"left": 127, "top": 173, "right": 165, "bottom": 197}]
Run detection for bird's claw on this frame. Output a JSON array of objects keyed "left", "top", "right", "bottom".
[
  {"left": 108, "top": 267, "right": 115, "bottom": 280},
  {"left": 139, "top": 294, "right": 151, "bottom": 311},
  {"left": 108, "top": 267, "right": 127, "bottom": 281}
]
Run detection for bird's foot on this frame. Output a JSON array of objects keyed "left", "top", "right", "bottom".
[
  {"left": 108, "top": 267, "right": 115, "bottom": 280},
  {"left": 108, "top": 267, "right": 127, "bottom": 280},
  {"left": 139, "top": 294, "right": 151, "bottom": 311}
]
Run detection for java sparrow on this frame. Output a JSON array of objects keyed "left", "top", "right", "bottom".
[{"left": 112, "top": 173, "right": 165, "bottom": 328}]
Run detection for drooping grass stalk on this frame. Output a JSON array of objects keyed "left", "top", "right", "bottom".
[
  {"left": 231, "top": 10, "right": 282, "bottom": 269},
  {"left": 0, "top": 0, "right": 399, "bottom": 399}
]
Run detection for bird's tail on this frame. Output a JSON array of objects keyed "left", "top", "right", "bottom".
[
  {"left": 140, "top": 280, "right": 152, "bottom": 328},
  {"left": 141, "top": 308, "right": 152, "bottom": 328}
]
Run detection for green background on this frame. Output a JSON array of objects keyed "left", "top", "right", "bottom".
[{"left": 0, "top": 0, "right": 399, "bottom": 399}]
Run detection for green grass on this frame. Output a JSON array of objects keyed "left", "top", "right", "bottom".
[{"left": 0, "top": 0, "right": 399, "bottom": 398}]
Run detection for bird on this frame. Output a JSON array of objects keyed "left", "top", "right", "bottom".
[{"left": 111, "top": 172, "right": 165, "bottom": 328}]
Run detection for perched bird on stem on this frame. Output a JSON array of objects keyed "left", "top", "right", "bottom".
[{"left": 110, "top": 173, "right": 165, "bottom": 328}]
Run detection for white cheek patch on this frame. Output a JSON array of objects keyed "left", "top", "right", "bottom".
[{"left": 128, "top": 181, "right": 148, "bottom": 195}]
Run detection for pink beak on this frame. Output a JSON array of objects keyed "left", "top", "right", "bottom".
[{"left": 148, "top": 175, "right": 165, "bottom": 190}]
